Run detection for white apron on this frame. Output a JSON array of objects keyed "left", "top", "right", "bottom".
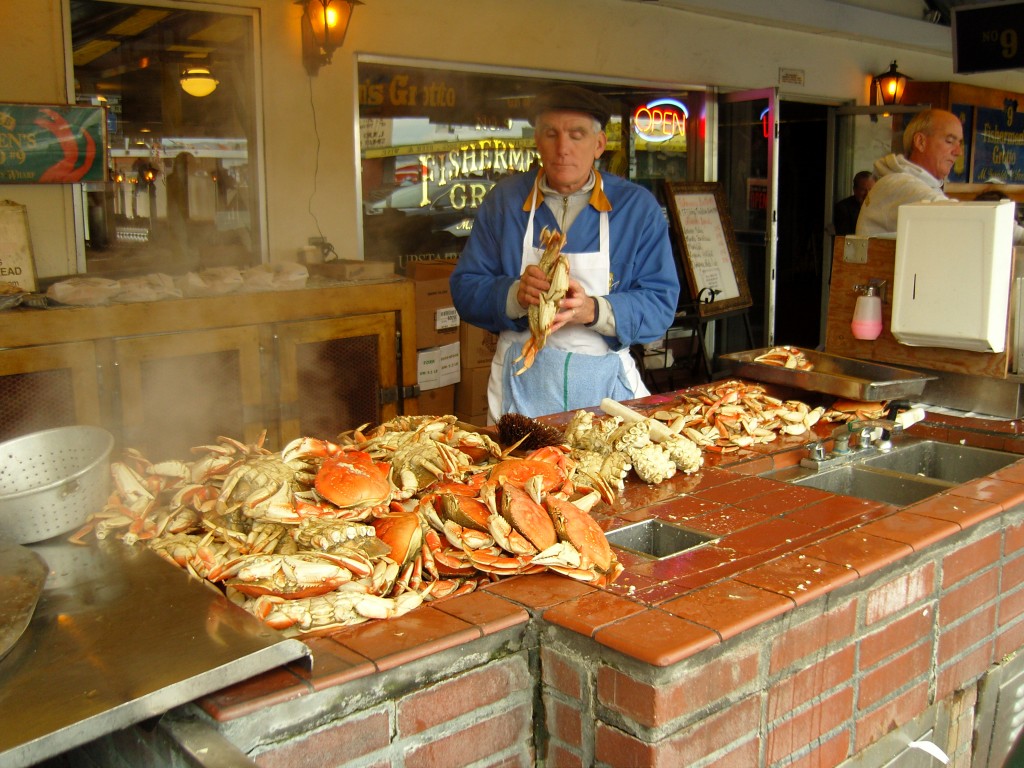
[{"left": 486, "top": 178, "right": 648, "bottom": 423}]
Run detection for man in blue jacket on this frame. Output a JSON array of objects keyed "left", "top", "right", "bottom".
[{"left": 450, "top": 84, "right": 679, "bottom": 423}]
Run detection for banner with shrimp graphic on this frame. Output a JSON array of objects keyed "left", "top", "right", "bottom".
[{"left": 0, "top": 104, "right": 106, "bottom": 184}]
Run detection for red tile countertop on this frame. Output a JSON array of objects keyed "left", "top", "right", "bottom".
[{"left": 197, "top": 390, "right": 1024, "bottom": 722}]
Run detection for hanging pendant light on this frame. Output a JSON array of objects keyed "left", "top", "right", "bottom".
[{"left": 180, "top": 66, "right": 219, "bottom": 98}]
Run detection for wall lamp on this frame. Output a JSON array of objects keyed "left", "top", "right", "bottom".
[
  {"left": 180, "top": 66, "right": 219, "bottom": 98},
  {"left": 872, "top": 61, "right": 909, "bottom": 108},
  {"left": 299, "top": 0, "right": 362, "bottom": 76}
]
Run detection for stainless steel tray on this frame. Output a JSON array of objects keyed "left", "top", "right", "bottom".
[
  {"left": 719, "top": 347, "right": 935, "bottom": 401},
  {"left": 0, "top": 539, "right": 310, "bottom": 767}
]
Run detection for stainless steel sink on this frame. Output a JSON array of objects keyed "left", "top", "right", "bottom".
[
  {"left": 860, "top": 440, "right": 1019, "bottom": 483},
  {"left": 768, "top": 464, "right": 951, "bottom": 506},
  {"left": 605, "top": 519, "right": 715, "bottom": 560},
  {"left": 762, "top": 439, "right": 1021, "bottom": 506}
]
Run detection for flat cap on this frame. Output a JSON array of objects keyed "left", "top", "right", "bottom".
[{"left": 531, "top": 84, "right": 614, "bottom": 129}]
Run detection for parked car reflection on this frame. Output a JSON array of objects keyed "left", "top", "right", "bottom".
[
  {"left": 363, "top": 178, "right": 495, "bottom": 260},
  {"left": 365, "top": 177, "right": 494, "bottom": 231}
]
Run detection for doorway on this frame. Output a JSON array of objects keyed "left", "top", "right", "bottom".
[
  {"left": 716, "top": 95, "right": 831, "bottom": 356},
  {"left": 774, "top": 101, "right": 829, "bottom": 349}
]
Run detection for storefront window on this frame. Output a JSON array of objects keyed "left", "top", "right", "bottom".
[
  {"left": 71, "top": 0, "right": 261, "bottom": 273},
  {"left": 357, "top": 60, "right": 704, "bottom": 268}
]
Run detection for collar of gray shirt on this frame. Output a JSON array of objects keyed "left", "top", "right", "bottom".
[{"left": 539, "top": 170, "right": 596, "bottom": 234}]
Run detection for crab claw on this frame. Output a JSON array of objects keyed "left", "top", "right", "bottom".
[{"left": 500, "top": 483, "right": 558, "bottom": 552}]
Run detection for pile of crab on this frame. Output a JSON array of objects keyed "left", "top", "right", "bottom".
[
  {"left": 72, "top": 415, "right": 665, "bottom": 634},
  {"left": 72, "top": 387, "right": 874, "bottom": 634},
  {"left": 642, "top": 379, "right": 831, "bottom": 453}
]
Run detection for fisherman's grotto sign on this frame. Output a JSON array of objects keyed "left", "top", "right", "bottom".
[{"left": 0, "top": 104, "right": 106, "bottom": 184}]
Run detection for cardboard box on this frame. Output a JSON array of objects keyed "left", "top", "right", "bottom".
[
  {"left": 408, "top": 261, "right": 460, "bottom": 349},
  {"left": 459, "top": 322, "right": 498, "bottom": 369},
  {"left": 418, "top": 384, "right": 455, "bottom": 416},
  {"left": 307, "top": 259, "right": 395, "bottom": 281},
  {"left": 455, "top": 366, "right": 489, "bottom": 415},
  {"left": 416, "top": 341, "right": 460, "bottom": 391},
  {"left": 400, "top": 255, "right": 458, "bottom": 277}
]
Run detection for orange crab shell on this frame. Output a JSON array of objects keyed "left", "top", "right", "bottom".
[
  {"left": 315, "top": 450, "right": 392, "bottom": 509},
  {"left": 372, "top": 511, "right": 423, "bottom": 566},
  {"left": 451, "top": 436, "right": 498, "bottom": 464},
  {"left": 544, "top": 495, "right": 615, "bottom": 575},
  {"left": 440, "top": 493, "right": 491, "bottom": 532},
  {"left": 501, "top": 483, "right": 558, "bottom": 551},
  {"left": 488, "top": 458, "right": 566, "bottom": 493},
  {"left": 431, "top": 481, "right": 482, "bottom": 497}
]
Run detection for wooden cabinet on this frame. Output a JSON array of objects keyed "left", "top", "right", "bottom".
[
  {"left": 0, "top": 280, "right": 418, "bottom": 454},
  {"left": 0, "top": 341, "right": 102, "bottom": 442},
  {"left": 111, "top": 326, "right": 265, "bottom": 459},
  {"left": 274, "top": 312, "right": 399, "bottom": 445},
  {"left": 902, "top": 81, "right": 1022, "bottom": 113}
]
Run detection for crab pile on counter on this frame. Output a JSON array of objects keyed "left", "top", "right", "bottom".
[
  {"left": 72, "top": 385, "right": 866, "bottom": 634},
  {"left": 71, "top": 415, "right": 671, "bottom": 633},
  {"left": 644, "top": 379, "right": 829, "bottom": 452}
]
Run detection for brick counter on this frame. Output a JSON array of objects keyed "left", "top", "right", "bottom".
[{"left": 49, "top": 402, "right": 1024, "bottom": 767}]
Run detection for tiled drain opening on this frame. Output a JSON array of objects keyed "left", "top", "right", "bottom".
[{"left": 606, "top": 519, "right": 715, "bottom": 560}]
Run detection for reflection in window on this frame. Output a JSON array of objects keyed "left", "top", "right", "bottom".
[
  {"left": 357, "top": 61, "right": 702, "bottom": 269},
  {"left": 71, "top": 0, "right": 260, "bottom": 274}
]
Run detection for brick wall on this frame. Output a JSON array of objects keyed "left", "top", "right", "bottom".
[
  {"left": 45, "top": 508, "right": 1024, "bottom": 768},
  {"left": 542, "top": 509, "right": 1024, "bottom": 767},
  {"left": 246, "top": 653, "right": 536, "bottom": 767}
]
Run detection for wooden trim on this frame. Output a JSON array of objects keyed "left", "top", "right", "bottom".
[{"left": 0, "top": 280, "right": 414, "bottom": 350}]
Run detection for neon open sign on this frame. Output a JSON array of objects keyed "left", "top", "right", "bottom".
[{"left": 632, "top": 98, "right": 689, "bottom": 143}]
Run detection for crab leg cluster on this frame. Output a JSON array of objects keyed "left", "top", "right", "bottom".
[
  {"left": 753, "top": 345, "right": 813, "bottom": 370},
  {"left": 648, "top": 380, "right": 827, "bottom": 452},
  {"left": 515, "top": 226, "right": 569, "bottom": 375}
]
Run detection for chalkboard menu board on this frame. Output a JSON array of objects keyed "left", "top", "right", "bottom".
[{"left": 664, "top": 181, "right": 752, "bottom": 318}]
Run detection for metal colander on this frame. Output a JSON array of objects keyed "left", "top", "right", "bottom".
[{"left": 0, "top": 426, "right": 114, "bottom": 544}]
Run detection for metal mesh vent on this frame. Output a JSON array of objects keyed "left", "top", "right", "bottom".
[
  {"left": 0, "top": 369, "right": 78, "bottom": 443},
  {"left": 294, "top": 334, "right": 380, "bottom": 439},
  {"left": 134, "top": 349, "right": 245, "bottom": 459}
]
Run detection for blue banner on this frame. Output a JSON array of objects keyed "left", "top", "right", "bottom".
[{"left": 972, "top": 104, "right": 1024, "bottom": 184}]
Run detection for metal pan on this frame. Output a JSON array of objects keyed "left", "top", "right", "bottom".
[
  {"left": 0, "top": 540, "right": 48, "bottom": 662},
  {"left": 719, "top": 347, "right": 936, "bottom": 401}
]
